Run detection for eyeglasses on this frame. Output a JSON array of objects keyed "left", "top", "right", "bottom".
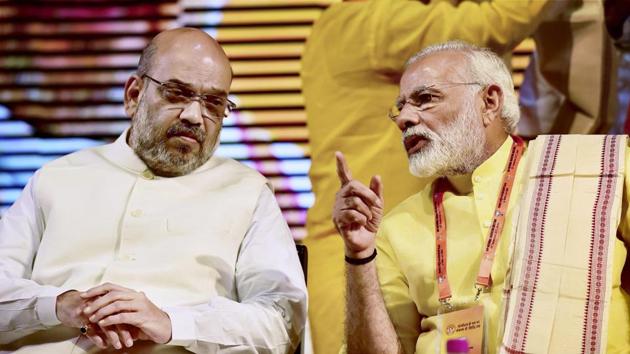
[
  {"left": 142, "top": 74, "right": 237, "bottom": 119},
  {"left": 387, "top": 82, "right": 482, "bottom": 120}
]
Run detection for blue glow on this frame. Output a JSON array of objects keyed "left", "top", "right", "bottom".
[
  {"left": 203, "top": 28, "right": 218, "bottom": 38},
  {"left": 280, "top": 159, "right": 310, "bottom": 174},
  {"left": 0, "top": 188, "right": 22, "bottom": 204},
  {"left": 0, "top": 172, "right": 33, "bottom": 187},
  {"left": 108, "top": 88, "right": 124, "bottom": 101},
  {"left": 271, "top": 143, "right": 306, "bottom": 158},
  {"left": 193, "top": 11, "right": 224, "bottom": 26},
  {"left": 0, "top": 105, "right": 10, "bottom": 120},
  {"left": 219, "top": 128, "right": 243, "bottom": 143},
  {"left": 0, "top": 155, "right": 59, "bottom": 170},
  {"left": 215, "top": 144, "right": 250, "bottom": 159},
  {"left": 287, "top": 176, "right": 311, "bottom": 191},
  {"left": 0, "top": 138, "right": 102, "bottom": 154},
  {"left": 297, "top": 192, "right": 314, "bottom": 208},
  {"left": 0, "top": 121, "right": 33, "bottom": 135}
]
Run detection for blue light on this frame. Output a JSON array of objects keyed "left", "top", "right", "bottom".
[
  {"left": 287, "top": 176, "right": 311, "bottom": 191},
  {"left": 215, "top": 144, "right": 250, "bottom": 159},
  {"left": 0, "top": 138, "right": 102, "bottom": 154},
  {"left": 270, "top": 143, "right": 306, "bottom": 158},
  {"left": 0, "top": 155, "right": 59, "bottom": 170},
  {"left": 0, "top": 121, "right": 33, "bottom": 135},
  {"left": 0, "top": 105, "right": 10, "bottom": 120},
  {"left": 219, "top": 128, "right": 243, "bottom": 143},
  {"left": 297, "top": 192, "right": 314, "bottom": 208},
  {"left": 280, "top": 159, "right": 310, "bottom": 175},
  {"left": 0, "top": 172, "right": 33, "bottom": 187},
  {"left": 0, "top": 188, "right": 22, "bottom": 204}
]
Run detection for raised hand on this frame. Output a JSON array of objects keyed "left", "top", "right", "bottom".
[
  {"left": 81, "top": 283, "right": 172, "bottom": 345},
  {"left": 332, "top": 151, "right": 384, "bottom": 258}
]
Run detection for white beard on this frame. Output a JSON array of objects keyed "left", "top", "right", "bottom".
[{"left": 405, "top": 99, "right": 487, "bottom": 178}]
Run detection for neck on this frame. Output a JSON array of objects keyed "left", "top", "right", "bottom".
[
  {"left": 446, "top": 174, "right": 473, "bottom": 195},
  {"left": 445, "top": 131, "right": 510, "bottom": 195}
]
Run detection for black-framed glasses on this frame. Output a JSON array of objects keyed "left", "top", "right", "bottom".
[
  {"left": 388, "top": 82, "right": 483, "bottom": 120},
  {"left": 143, "top": 74, "right": 237, "bottom": 119}
]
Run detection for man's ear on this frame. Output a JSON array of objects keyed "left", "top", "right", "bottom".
[
  {"left": 124, "top": 75, "right": 143, "bottom": 119},
  {"left": 481, "top": 84, "right": 503, "bottom": 127}
]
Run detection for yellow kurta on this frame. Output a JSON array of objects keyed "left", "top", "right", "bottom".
[
  {"left": 301, "top": 1, "right": 552, "bottom": 351},
  {"left": 376, "top": 136, "right": 630, "bottom": 353}
]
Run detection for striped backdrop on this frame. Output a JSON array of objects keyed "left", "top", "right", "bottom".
[{"left": 0, "top": 0, "right": 534, "bottom": 239}]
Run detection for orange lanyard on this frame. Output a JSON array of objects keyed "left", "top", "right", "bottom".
[{"left": 433, "top": 136, "right": 525, "bottom": 303}]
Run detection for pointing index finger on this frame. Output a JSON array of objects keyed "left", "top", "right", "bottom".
[{"left": 335, "top": 151, "right": 353, "bottom": 185}]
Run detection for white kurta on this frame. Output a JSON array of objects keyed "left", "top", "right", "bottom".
[{"left": 0, "top": 131, "right": 307, "bottom": 353}]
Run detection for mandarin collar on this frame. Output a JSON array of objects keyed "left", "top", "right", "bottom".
[{"left": 98, "top": 129, "right": 221, "bottom": 177}]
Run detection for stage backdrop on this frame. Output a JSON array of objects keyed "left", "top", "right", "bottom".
[{"left": 0, "top": 0, "right": 534, "bottom": 239}]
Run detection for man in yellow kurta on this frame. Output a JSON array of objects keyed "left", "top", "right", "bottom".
[
  {"left": 333, "top": 41, "right": 630, "bottom": 353},
  {"left": 301, "top": 1, "right": 555, "bottom": 351}
]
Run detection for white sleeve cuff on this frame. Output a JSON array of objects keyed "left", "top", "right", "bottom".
[
  {"left": 36, "top": 287, "right": 74, "bottom": 327},
  {"left": 163, "top": 306, "right": 197, "bottom": 346},
  {"left": 35, "top": 296, "right": 60, "bottom": 327}
]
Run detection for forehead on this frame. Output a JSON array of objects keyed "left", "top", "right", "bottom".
[
  {"left": 400, "top": 51, "right": 468, "bottom": 96},
  {"left": 150, "top": 36, "right": 232, "bottom": 92}
]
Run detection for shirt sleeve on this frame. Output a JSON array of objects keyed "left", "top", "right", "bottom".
[
  {"left": 163, "top": 186, "right": 308, "bottom": 353},
  {"left": 376, "top": 225, "right": 422, "bottom": 354},
  {"left": 0, "top": 172, "right": 70, "bottom": 344},
  {"left": 367, "top": 0, "right": 552, "bottom": 73}
]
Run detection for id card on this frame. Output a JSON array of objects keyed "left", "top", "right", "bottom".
[{"left": 436, "top": 304, "right": 484, "bottom": 354}]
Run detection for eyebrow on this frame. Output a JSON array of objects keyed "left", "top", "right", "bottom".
[
  {"left": 164, "top": 78, "right": 228, "bottom": 97},
  {"left": 395, "top": 85, "right": 440, "bottom": 105}
]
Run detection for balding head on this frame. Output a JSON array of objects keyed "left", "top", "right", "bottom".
[{"left": 137, "top": 28, "right": 232, "bottom": 82}]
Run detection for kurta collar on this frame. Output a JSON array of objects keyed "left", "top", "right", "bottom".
[
  {"left": 99, "top": 129, "right": 221, "bottom": 178},
  {"left": 472, "top": 135, "right": 515, "bottom": 182},
  {"left": 446, "top": 136, "right": 515, "bottom": 195}
]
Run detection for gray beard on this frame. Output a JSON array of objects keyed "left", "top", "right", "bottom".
[
  {"left": 405, "top": 100, "right": 487, "bottom": 178},
  {"left": 128, "top": 100, "right": 215, "bottom": 177}
]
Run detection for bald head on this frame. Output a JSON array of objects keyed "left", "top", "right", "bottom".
[{"left": 137, "top": 28, "right": 232, "bottom": 82}]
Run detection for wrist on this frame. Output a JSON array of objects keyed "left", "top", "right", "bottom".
[{"left": 345, "top": 246, "right": 376, "bottom": 260}]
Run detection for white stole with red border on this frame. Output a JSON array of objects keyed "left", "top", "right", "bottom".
[{"left": 499, "top": 135, "right": 626, "bottom": 354}]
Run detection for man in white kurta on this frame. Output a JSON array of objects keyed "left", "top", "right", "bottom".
[{"left": 0, "top": 28, "right": 307, "bottom": 354}]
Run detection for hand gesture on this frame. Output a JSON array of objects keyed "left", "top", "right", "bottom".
[{"left": 332, "top": 151, "right": 384, "bottom": 258}]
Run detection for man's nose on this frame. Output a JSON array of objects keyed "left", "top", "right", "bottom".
[
  {"left": 179, "top": 99, "right": 205, "bottom": 126},
  {"left": 394, "top": 105, "right": 421, "bottom": 131}
]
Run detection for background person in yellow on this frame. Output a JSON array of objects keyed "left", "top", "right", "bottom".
[
  {"left": 333, "top": 41, "right": 630, "bottom": 353},
  {"left": 301, "top": 0, "right": 555, "bottom": 351}
]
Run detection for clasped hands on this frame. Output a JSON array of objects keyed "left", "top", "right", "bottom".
[
  {"left": 56, "top": 282, "right": 172, "bottom": 350},
  {"left": 332, "top": 151, "right": 384, "bottom": 258}
]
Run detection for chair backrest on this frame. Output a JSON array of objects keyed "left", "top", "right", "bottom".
[
  {"left": 296, "top": 244, "right": 308, "bottom": 285},
  {"left": 295, "top": 243, "right": 308, "bottom": 354}
]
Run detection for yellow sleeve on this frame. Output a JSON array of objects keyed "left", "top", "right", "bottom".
[
  {"left": 620, "top": 146, "right": 630, "bottom": 244},
  {"left": 367, "top": 0, "right": 551, "bottom": 72},
  {"left": 376, "top": 226, "right": 422, "bottom": 354}
]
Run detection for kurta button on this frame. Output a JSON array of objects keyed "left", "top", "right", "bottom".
[
  {"left": 131, "top": 209, "right": 143, "bottom": 217},
  {"left": 142, "top": 169, "right": 154, "bottom": 179},
  {"left": 473, "top": 176, "right": 482, "bottom": 183},
  {"left": 483, "top": 220, "right": 491, "bottom": 228}
]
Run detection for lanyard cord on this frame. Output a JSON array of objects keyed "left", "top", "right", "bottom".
[{"left": 433, "top": 136, "right": 525, "bottom": 303}]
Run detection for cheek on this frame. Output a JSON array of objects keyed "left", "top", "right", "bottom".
[{"left": 203, "top": 122, "right": 222, "bottom": 143}]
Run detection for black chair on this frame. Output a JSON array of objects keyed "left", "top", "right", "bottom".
[{"left": 295, "top": 244, "right": 308, "bottom": 354}]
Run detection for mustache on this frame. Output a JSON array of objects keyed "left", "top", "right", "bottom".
[
  {"left": 166, "top": 123, "right": 205, "bottom": 143},
  {"left": 403, "top": 124, "right": 435, "bottom": 140}
]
